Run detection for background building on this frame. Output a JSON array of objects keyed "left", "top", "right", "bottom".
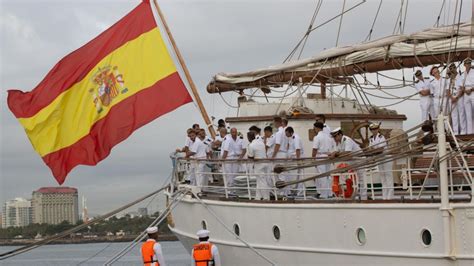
[
  {"left": 1, "top": 198, "right": 32, "bottom": 228},
  {"left": 32, "top": 187, "right": 79, "bottom": 225},
  {"left": 138, "top": 207, "right": 148, "bottom": 217}
]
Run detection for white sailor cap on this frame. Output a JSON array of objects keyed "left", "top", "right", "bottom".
[
  {"left": 146, "top": 226, "right": 158, "bottom": 234},
  {"left": 369, "top": 123, "right": 380, "bottom": 130},
  {"left": 330, "top": 127, "right": 342, "bottom": 136},
  {"left": 197, "top": 229, "right": 210, "bottom": 238}
]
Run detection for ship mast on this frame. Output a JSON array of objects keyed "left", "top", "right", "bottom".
[{"left": 152, "top": 0, "right": 216, "bottom": 138}]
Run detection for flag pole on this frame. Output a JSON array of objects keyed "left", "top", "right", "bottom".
[{"left": 152, "top": 0, "right": 216, "bottom": 138}]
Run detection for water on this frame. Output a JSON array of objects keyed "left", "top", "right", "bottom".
[{"left": 0, "top": 241, "right": 190, "bottom": 266}]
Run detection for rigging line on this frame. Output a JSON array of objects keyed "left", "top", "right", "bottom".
[
  {"left": 280, "top": 123, "right": 426, "bottom": 172},
  {"left": 219, "top": 92, "right": 239, "bottom": 109},
  {"left": 77, "top": 242, "right": 114, "bottom": 266},
  {"left": 284, "top": 0, "right": 323, "bottom": 63},
  {"left": 335, "top": 0, "right": 346, "bottom": 47},
  {"left": 0, "top": 185, "right": 170, "bottom": 260},
  {"left": 365, "top": 0, "right": 383, "bottom": 42},
  {"left": 401, "top": 0, "right": 409, "bottom": 34},
  {"left": 296, "top": 0, "right": 323, "bottom": 60},
  {"left": 392, "top": 0, "right": 404, "bottom": 35},
  {"left": 435, "top": 0, "right": 447, "bottom": 27},
  {"left": 103, "top": 191, "right": 186, "bottom": 265},
  {"left": 352, "top": 75, "right": 374, "bottom": 110},
  {"left": 453, "top": 0, "right": 463, "bottom": 56},
  {"left": 348, "top": 83, "right": 367, "bottom": 113},
  {"left": 307, "top": 0, "right": 366, "bottom": 34},
  {"left": 191, "top": 191, "right": 277, "bottom": 266}
]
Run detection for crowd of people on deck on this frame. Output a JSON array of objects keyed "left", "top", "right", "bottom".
[
  {"left": 175, "top": 115, "right": 395, "bottom": 202},
  {"left": 414, "top": 58, "right": 474, "bottom": 134}
]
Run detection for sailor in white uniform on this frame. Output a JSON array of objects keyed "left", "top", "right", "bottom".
[
  {"left": 447, "top": 64, "right": 467, "bottom": 135},
  {"left": 187, "top": 131, "right": 208, "bottom": 188},
  {"left": 330, "top": 128, "right": 367, "bottom": 200},
  {"left": 272, "top": 117, "right": 289, "bottom": 196},
  {"left": 264, "top": 126, "right": 276, "bottom": 195},
  {"left": 461, "top": 58, "right": 474, "bottom": 134},
  {"left": 315, "top": 114, "right": 332, "bottom": 136},
  {"left": 312, "top": 122, "right": 334, "bottom": 198},
  {"left": 221, "top": 128, "right": 246, "bottom": 189},
  {"left": 430, "top": 66, "right": 449, "bottom": 118},
  {"left": 368, "top": 123, "right": 393, "bottom": 200},
  {"left": 247, "top": 131, "right": 269, "bottom": 200},
  {"left": 414, "top": 70, "right": 434, "bottom": 122},
  {"left": 286, "top": 126, "right": 304, "bottom": 195}
]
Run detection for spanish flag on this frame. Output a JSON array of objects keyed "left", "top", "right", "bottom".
[{"left": 7, "top": 1, "right": 193, "bottom": 184}]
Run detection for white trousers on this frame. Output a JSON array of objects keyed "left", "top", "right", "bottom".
[
  {"left": 464, "top": 92, "right": 474, "bottom": 134},
  {"left": 188, "top": 162, "right": 196, "bottom": 185},
  {"left": 378, "top": 161, "right": 394, "bottom": 200},
  {"left": 315, "top": 163, "right": 331, "bottom": 198},
  {"left": 195, "top": 162, "right": 208, "bottom": 189},
  {"left": 433, "top": 98, "right": 441, "bottom": 119},
  {"left": 449, "top": 97, "right": 467, "bottom": 135},
  {"left": 275, "top": 152, "right": 290, "bottom": 196},
  {"left": 223, "top": 157, "right": 239, "bottom": 188},
  {"left": 419, "top": 98, "right": 433, "bottom": 121},
  {"left": 255, "top": 163, "right": 270, "bottom": 200}
]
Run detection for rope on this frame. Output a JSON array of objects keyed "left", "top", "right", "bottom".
[
  {"left": 365, "top": 0, "right": 383, "bottom": 41},
  {"left": 103, "top": 190, "right": 186, "bottom": 265},
  {"left": 434, "top": 0, "right": 446, "bottom": 27},
  {"left": 335, "top": 0, "right": 346, "bottom": 47},
  {"left": 0, "top": 185, "right": 170, "bottom": 260},
  {"left": 190, "top": 191, "right": 277, "bottom": 265}
]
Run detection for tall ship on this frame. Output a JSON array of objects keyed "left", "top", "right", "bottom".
[
  {"left": 167, "top": 1, "right": 474, "bottom": 265},
  {"left": 1, "top": 1, "right": 473, "bottom": 265}
]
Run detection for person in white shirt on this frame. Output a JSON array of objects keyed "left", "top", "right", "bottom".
[
  {"left": 461, "top": 58, "right": 474, "bottom": 134},
  {"left": 312, "top": 122, "right": 334, "bottom": 198},
  {"left": 330, "top": 128, "right": 367, "bottom": 200},
  {"left": 430, "top": 66, "right": 449, "bottom": 118},
  {"left": 272, "top": 117, "right": 289, "bottom": 196},
  {"left": 368, "top": 123, "right": 393, "bottom": 200},
  {"left": 315, "top": 114, "right": 332, "bottom": 136},
  {"left": 446, "top": 64, "right": 467, "bottom": 135},
  {"left": 247, "top": 131, "right": 269, "bottom": 200},
  {"left": 414, "top": 70, "right": 435, "bottom": 122},
  {"left": 176, "top": 128, "right": 194, "bottom": 153},
  {"left": 222, "top": 128, "right": 246, "bottom": 188},
  {"left": 285, "top": 126, "right": 304, "bottom": 195},
  {"left": 191, "top": 230, "right": 221, "bottom": 266},
  {"left": 213, "top": 127, "right": 228, "bottom": 150},
  {"left": 187, "top": 131, "right": 208, "bottom": 188},
  {"left": 141, "top": 226, "right": 166, "bottom": 266},
  {"left": 263, "top": 126, "right": 276, "bottom": 197},
  {"left": 198, "top": 129, "right": 213, "bottom": 158},
  {"left": 271, "top": 117, "right": 288, "bottom": 159}
]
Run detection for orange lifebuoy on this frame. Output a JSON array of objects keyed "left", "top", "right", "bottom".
[{"left": 332, "top": 163, "right": 356, "bottom": 198}]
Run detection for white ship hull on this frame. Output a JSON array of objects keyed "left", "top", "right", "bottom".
[{"left": 169, "top": 195, "right": 474, "bottom": 266}]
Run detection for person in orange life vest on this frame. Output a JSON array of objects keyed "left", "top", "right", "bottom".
[
  {"left": 192, "top": 230, "right": 221, "bottom": 266},
  {"left": 141, "top": 226, "right": 166, "bottom": 266}
]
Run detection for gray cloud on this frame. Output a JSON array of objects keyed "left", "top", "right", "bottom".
[{"left": 1, "top": 0, "right": 471, "bottom": 214}]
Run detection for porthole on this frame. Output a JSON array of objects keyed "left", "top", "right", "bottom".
[
  {"left": 421, "top": 229, "right": 432, "bottom": 247},
  {"left": 233, "top": 223, "right": 240, "bottom": 236},
  {"left": 201, "top": 220, "right": 207, "bottom": 230},
  {"left": 273, "top": 225, "right": 280, "bottom": 240},
  {"left": 356, "top": 227, "right": 366, "bottom": 245}
]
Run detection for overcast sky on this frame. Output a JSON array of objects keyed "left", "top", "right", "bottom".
[{"left": 1, "top": 0, "right": 471, "bottom": 215}]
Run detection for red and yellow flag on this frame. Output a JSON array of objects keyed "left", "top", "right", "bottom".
[{"left": 7, "top": 1, "right": 192, "bottom": 184}]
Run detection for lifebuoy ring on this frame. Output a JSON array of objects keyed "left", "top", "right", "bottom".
[{"left": 332, "top": 163, "right": 357, "bottom": 198}]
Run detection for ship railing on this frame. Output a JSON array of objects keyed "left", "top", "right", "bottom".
[{"left": 170, "top": 154, "right": 473, "bottom": 202}]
